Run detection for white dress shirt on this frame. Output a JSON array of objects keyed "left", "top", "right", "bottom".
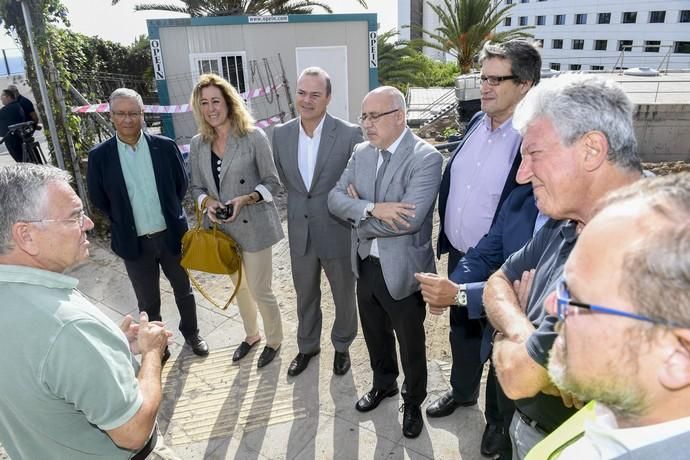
[{"left": 298, "top": 115, "right": 326, "bottom": 191}]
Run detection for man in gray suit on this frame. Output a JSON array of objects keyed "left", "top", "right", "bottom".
[
  {"left": 328, "top": 86, "right": 443, "bottom": 439},
  {"left": 273, "top": 67, "right": 363, "bottom": 377}
]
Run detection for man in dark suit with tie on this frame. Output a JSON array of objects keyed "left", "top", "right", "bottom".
[
  {"left": 87, "top": 88, "right": 208, "bottom": 361},
  {"left": 272, "top": 67, "right": 362, "bottom": 377},
  {"left": 329, "top": 86, "right": 442, "bottom": 439}
]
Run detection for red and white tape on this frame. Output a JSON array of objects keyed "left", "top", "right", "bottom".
[{"left": 71, "top": 84, "right": 281, "bottom": 113}]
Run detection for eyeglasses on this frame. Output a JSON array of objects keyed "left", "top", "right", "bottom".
[
  {"left": 358, "top": 109, "right": 399, "bottom": 124},
  {"left": 479, "top": 75, "right": 517, "bottom": 86},
  {"left": 111, "top": 111, "right": 143, "bottom": 119},
  {"left": 24, "top": 210, "right": 88, "bottom": 229},
  {"left": 555, "top": 278, "right": 678, "bottom": 326}
]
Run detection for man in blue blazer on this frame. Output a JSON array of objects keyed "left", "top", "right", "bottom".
[
  {"left": 87, "top": 88, "right": 208, "bottom": 360},
  {"left": 431, "top": 40, "right": 541, "bottom": 457},
  {"left": 417, "top": 184, "right": 543, "bottom": 459}
]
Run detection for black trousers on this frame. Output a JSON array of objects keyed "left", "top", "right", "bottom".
[
  {"left": 123, "top": 231, "right": 199, "bottom": 339},
  {"left": 357, "top": 256, "right": 427, "bottom": 406}
]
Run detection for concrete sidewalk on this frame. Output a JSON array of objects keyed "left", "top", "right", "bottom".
[{"left": 58, "top": 239, "right": 488, "bottom": 460}]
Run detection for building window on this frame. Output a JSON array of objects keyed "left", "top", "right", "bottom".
[
  {"left": 569, "top": 64, "right": 582, "bottom": 70},
  {"left": 504, "top": 17, "right": 512, "bottom": 26},
  {"left": 506, "top": 0, "right": 512, "bottom": 4},
  {"left": 575, "top": 13, "right": 587, "bottom": 24},
  {"left": 674, "top": 42, "right": 690, "bottom": 54},
  {"left": 572, "top": 39, "right": 584, "bottom": 50},
  {"left": 552, "top": 39, "right": 563, "bottom": 49},
  {"left": 554, "top": 14, "right": 566, "bottom": 25},
  {"left": 622, "top": 12, "right": 637, "bottom": 24},
  {"left": 550, "top": 63, "right": 561, "bottom": 71},
  {"left": 536, "top": 15, "right": 546, "bottom": 25},
  {"left": 591, "top": 65, "right": 604, "bottom": 70},
  {"left": 618, "top": 40, "right": 633, "bottom": 52},
  {"left": 644, "top": 40, "right": 661, "bottom": 52},
  {"left": 598, "top": 12, "right": 611, "bottom": 24},
  {"left": 649, "top": 11, "right": 665, "bottom": 23},
  {"left": 594, "top": 40, "right": 607, "bottom": 51},
  {"left": 519, "top": 16, "right": 528, "bottom": 26},
  {"left": 191, "top": 53, "right": 247, "bottom": 93},
  {"left": 521, "top": 0, "right": 528, "bottom": 3},
  {"left": 680, "top": 10, "right": 690, "bottom": 23}
]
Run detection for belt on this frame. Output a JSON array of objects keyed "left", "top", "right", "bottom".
[
  {"left": 516, "top": 410, "right": 549, "bottom": 436},
  {"left": 140, "top": 230, "right": 166, "bottom": 239},
  {"left": 131, "top": 425, "right": 157, "bottom": 460}
]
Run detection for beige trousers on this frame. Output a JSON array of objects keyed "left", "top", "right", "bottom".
[{"left": 230, "top": 246, "right": 283, "bottom": 348}]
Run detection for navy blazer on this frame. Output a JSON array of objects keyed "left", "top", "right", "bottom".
[
  {"left": 448, "top": 185, "right": 538, "bottom": 361},
  {"left": 437, "top": 112, "right": 522, "bottom": 257},
  {"left": 87, "top": 133, "right": 189, "bottom": 260}
]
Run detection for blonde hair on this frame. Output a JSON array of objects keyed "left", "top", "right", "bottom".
[{"left": 190, "top": 74, "right": 255, "bottom": 142}]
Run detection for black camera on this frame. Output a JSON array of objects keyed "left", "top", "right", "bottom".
[
  {"left": 215, "top": 204, "right": 233, "bottom": 220},
  {"left": 7, "top": 121, "right": 40, "bottom": 141}
]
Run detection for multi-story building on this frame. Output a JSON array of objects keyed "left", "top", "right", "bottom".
[{"left": 399, "top": 0, "right": 690, "bottom": 71}]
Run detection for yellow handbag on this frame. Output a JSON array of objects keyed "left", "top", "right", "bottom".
[{"left": 181, "top": 197, "right": 242, "bottom": 310}]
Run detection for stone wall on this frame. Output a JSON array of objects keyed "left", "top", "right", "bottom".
[{"left": 634, "top": 104, "right": 690, "bottom": 163}]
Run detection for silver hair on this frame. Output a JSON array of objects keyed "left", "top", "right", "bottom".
[
  {"left": 0, "top": 164, "right": 71, "bottom": 254},
  {"left": 109, "top": 87, "right": 144, "bottom": 109},
  {"left": 299, "top": 67, "right": 332, "bottom": 96},
  {"left": 596, "top": 172, "right": 690, "bottom": 327},
  {"left": 513, "top": 74, "right": 641, "bottom": 171},
  {"left": 369, "top": 86, "right": 407, "bottom": 116}
]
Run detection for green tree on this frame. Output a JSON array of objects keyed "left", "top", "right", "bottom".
[
  {"left": 378, "top": 29, "right": 459, "bottom": 92},
  {"left": 110, "top": 0, "right": 368, "bottom": 15},
  {"left": 415, "top": 0, "right": 533, "bottom": 74}
]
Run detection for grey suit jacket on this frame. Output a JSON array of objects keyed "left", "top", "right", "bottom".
[
  {"left": 328, "top": 129, "right": 443, "bottom": 300},
  {"left": 189, "top": 128, "right": 284, "bottom": 252},
  {"left": 272, "top": 113, "right": 363, "bottom": 259}
]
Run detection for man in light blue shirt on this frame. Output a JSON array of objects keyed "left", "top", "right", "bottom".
[
  {"left": 0, "top": 164, "right": 170, "bottom": 459},
  {"left": 87, "top": 88, "right": 209, "bottom": 360}
]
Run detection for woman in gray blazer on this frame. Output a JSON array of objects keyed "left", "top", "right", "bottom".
[{"left": 189, "top": 73, "right": 284, "bottom": 368}]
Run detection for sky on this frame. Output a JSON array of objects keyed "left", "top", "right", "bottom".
[{"left": 0, "top": 0, "right": 398, "bottom": 50}]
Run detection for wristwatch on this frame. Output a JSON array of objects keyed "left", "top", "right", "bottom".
[
  {"left": 365, "top": 202, "right": 375, "bottom": 218},
  {"left": 455, "top": 284, "right": 468, "bottom": 307}
]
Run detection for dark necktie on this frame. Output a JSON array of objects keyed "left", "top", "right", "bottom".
[{"left": 375, "top": 149, "right": 392, "bottom": 199}]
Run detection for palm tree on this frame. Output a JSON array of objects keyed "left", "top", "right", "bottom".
[
  {"left": 376, "top": 29, "right": 426, "bottom": 91},
  {"left": 415, "top": 0, "right": 533, "bottom": 74},
  {"left": 110, "top": 0, "right": 368, "bottom": 15}
]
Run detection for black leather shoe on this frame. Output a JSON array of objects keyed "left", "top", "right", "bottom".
[
  {"left": 481, "top": 423, "right": 507, "bottom": 457},
  {"left": 333, "top": 351, "right": 350, "bottom": 376},
  {"left": 402, "top": 403, "right": 424, "bottom": 438},
  {"left": 185, "top": 335, "right": 209, "bottom": 356},
  {"left": 425, "top": 390, "right": 475, "bottom": 418},
  {"left": 161, "top": 346, "right": 171, "bottom": 365},
  {"left": 233, "top": 340, "right": 259, "bottom": 362},
  {"left": 355, "top": 385, "right": 399, "bottom": 412},
  {"left": 287, "top": 349, "right": 320, "bottom": 376},
  {"left": 257, "top": 345, "right": 280, "bottom": 368}
]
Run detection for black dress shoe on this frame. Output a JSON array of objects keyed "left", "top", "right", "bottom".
[
  {"left": 355, "top": 385, "right": 399, "bottom": 412},
  {"left": 161, "top": 346, "right": 171, "bottom": 365},
  {"left": 481, "top": 423, "right": 508, "bottom": 457},
  {"left": 333, "top": 351, "right": 350, "bottom": 376},
  {"left": 185, "top": 335, "right": 209, "bottom": 356},
  {"left": 425, "top": 390, "right": 475, "bottom": 418},
  {"left": 287, "top": 349, "right": 320, "bottom": 376},
  {"left": 402, "top": 403, "right": 424, "bottom": 438},
  {"left": 233, "top": 340, "right": 259, "bottom": 362},
  {"left": 257, "top": 345, "right": 280, "bottom": 368}
]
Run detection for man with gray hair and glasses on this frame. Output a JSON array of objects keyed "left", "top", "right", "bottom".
[
  {"left": 526, "top": 172, "right": 690, "bottom": 459},
  {"left": 87, "top": 88, "right": 208, "bottom": 361},
  {"left": 484, "top": 74, "right": 645, "bottom": 458},
  {"left": 0, "top": 164, "right": 170, "bottom": 459}
]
